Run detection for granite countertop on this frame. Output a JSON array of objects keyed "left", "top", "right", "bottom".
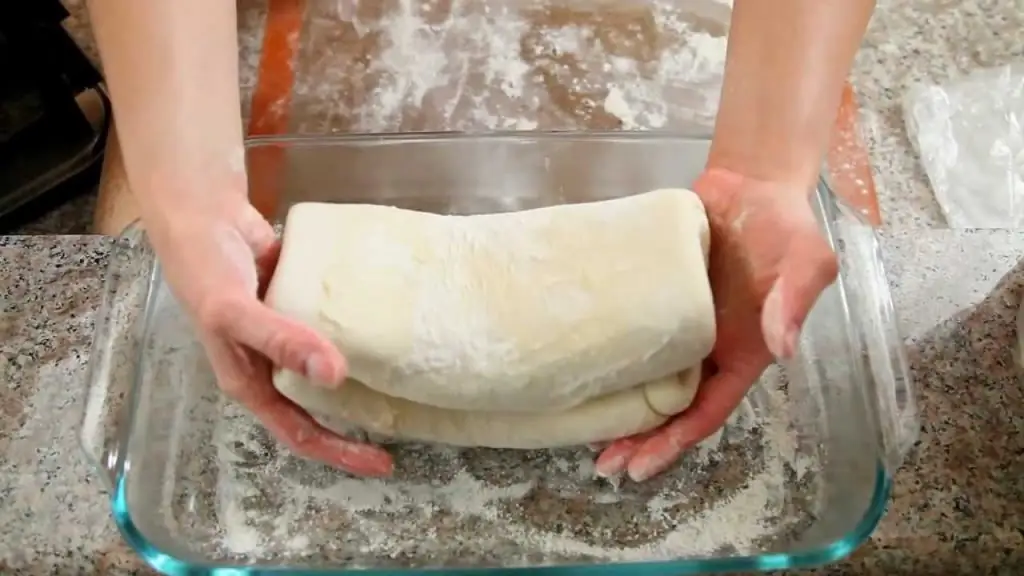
[{"left": 3, "top": 0, "right": 1024, "bottom": 573}]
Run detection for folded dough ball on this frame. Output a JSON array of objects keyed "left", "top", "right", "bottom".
[
  {"left": 273, "top": 367, "right": 700, "bottom": 449},
  {"left": 264, "top": 188, "right": 715, "bottom": 425}
]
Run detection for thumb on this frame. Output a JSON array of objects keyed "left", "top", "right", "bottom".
[
  {"left": 234, "top": 202, "right": 278, "bottom": 257},
  {"left": 761, "top": 231, "right": 838, "bottom": 359},
  {"left": 216, "top": 297, "right": 348, "bottom": 387}
]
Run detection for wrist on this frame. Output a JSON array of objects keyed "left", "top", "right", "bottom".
[
  {"left": 705, "top": 139, "right": 822, "bottom": 194},
  {"left": 134, "top": 162, "right": 249, "bottom": 237},
  {"left": 136, "top": 148, "right": 248, "bottom": 206},
  {"left": 693, "top": 164, "right": 817, "bottom": 218}
]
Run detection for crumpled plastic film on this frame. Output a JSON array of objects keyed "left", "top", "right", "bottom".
[{"left": 903, "top": 62, "right": 1024, "bottom": 228}]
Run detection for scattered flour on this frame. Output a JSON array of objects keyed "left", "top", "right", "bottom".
[
  {"left": 598, "top": 6, "right": 729, "bottom": 130},
  {"left": 208, "top": 372, "right": 819, "bottom": 565},
  {"left": 291, "top": 0, "right": 732, "bottom": 132}
]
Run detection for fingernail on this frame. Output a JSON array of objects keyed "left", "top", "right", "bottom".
[
  {"left": 627, "top": 458, "right": 656, "bottom": 483},
  {"left": 594, "top": 454, "right": 628, "bottom": 478},
  {"left": 354, "top": 460, "right": 394, "bottom": 478},
  {"left": 305, "top": 354, "right": 341, "bottom": 386},
  {"left": 338, "top": 456, "right": 393, "bottom": 478},
  {"left": 761, "top": 284, "right": 787, "bottom": 358}
]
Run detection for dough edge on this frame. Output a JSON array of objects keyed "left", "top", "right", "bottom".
[{"left": 273, "top": 367, "right": 701, "bottom": 450}]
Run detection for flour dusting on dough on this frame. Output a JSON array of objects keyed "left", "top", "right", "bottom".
[
  {"left": 401, "top": 214, "right": 553, "bottom": 378},
  {"left": 290, "top": 190, "right": 710, "bottom": 425}
]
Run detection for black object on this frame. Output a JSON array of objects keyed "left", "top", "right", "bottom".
[{"left": 0, "top": 1, "right": 109, "bottom": 232}]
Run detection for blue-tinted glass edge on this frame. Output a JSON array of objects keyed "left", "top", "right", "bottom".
[{"left": 111, "top": 466, "right": 891, "bottom": 575}]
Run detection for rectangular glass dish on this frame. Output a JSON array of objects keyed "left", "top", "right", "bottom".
[{"left": 80, "top": 132, "right": 918, "bottom": 575}]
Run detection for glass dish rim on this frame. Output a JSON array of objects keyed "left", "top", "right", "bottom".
[
  {"left": 91, "top": 130, "right": 893, "bottom": 575},
  {"left": 110, "top": 470, "right": 890, "bottom": 575},
  {"left": 113, "top": 129, "right": 878, "bottom": 232}
]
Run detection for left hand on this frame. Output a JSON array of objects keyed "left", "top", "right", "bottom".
[
  {"left": 595, "top": 167, "right": 839, "bottom": 482},
  {"left": 143, "top": 184, "right": 394, "bottom": 478}
]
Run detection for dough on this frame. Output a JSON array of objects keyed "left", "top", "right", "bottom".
[
  {"left": 264, "top": 188, "right": 715, "bottom": 416},
  {"left": 273, "top": 367, "right": 700, "bottom": 449}
]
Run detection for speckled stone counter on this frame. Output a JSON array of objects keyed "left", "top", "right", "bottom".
[
  {"left": 2, "top": 231, "right": 1023, "bottom": 574},
  {"left": 849, "top": 0, "right": 1024, "bottom": 229}
]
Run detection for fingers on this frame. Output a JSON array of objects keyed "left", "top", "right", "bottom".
[
  {"left": 222, "top": 204, "right": 343, "bottom": 384},
  {"left": 762, "top": 231, "right": 839, "bottom": 359},
  {"left": 626, "top": 360, "right": 765, "bottom": 482},
  {"left": 174, "top": 203, "right": 390, "bottom": 475},
  {"left": 594, "top": 430, "right": 658, "bottom": 478},
  {"left": 593, "top": 360, "right": 724, "bottom": 480},
  {"left": 204, "top": 335, "right": 393, "bottom": 477},
  {"left": 250, "top": 387, "right": 394, "bottom": 477},
  {"left": 203, "top": 297, "right": 348, "bottom": 388}
]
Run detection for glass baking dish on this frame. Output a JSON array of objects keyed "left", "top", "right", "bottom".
[{"left": 79, "top": 132, "right": 918, "bottom": 575}]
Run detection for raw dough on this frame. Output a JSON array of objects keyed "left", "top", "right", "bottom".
[
  {"left": 265, "top": 188, "right": 715, "bottom": 416},
  {"left": 273, "top": 367, "right": 700, "bottom": 449}
]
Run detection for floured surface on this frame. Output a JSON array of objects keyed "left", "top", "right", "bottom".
[
  {"left": 188, "top": 373, "right": 819, "bottom": 567},
  {"left": 287, "top": 0, "right": 731, "bottom": 133}
]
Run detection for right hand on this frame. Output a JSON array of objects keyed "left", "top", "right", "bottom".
[
  {"left": 596, "top": 168, "right": 838, "bottom": 481},
  {"left": 142, "top": 186, "right": 393, "bottom": 477}
]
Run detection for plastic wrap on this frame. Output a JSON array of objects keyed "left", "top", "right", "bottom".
[{"left": 903, "top": 62, "right": 1024, "bottom": 228}]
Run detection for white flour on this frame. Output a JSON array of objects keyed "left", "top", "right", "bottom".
[
  {"left": 210, "top": 370, "right": 819, "bottom": 564},
  {"left": 293, "top": 0, "right": 731, "bottom": 132}
]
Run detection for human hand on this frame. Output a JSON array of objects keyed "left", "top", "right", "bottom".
[
  {"left": 595, "top": 168, "right": 838, "bottom": 482},
  {"left": 143, "top": 190, "right": 393, "bottom": 477}
]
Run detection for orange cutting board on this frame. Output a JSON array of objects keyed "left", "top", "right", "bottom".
[
  {"left": 826, "top": 83, "right": 882, "bottom": 226},
  {"left": 246, "top": 0, "right": 305, "bottom": 220}
]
